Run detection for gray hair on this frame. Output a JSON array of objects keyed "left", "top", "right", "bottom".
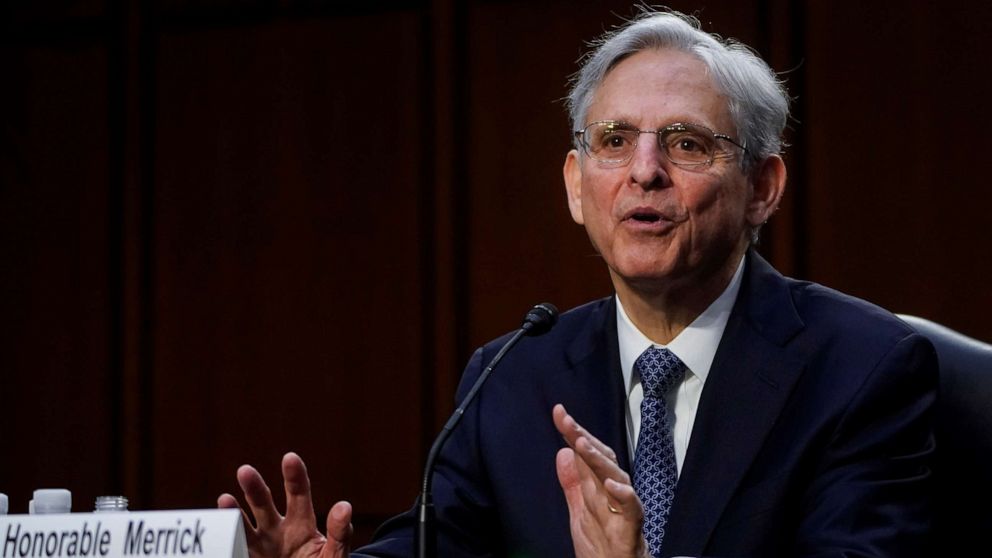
[{"left": 567, "top": 10, "right": 790, "bottom": 171}]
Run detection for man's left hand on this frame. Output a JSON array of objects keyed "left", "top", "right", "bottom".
[{"left": 553, "top": 404, "right": 650, "bottom": 558}]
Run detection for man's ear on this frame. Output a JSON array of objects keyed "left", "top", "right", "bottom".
[
  {"left": 746, "top": 154, "right": 787, "bottom": 228},
  {"left": 563, "top": 149, "right": 584, "bottom": 225}
]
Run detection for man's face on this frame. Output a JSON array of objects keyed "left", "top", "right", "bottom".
[{"left": 564, "top": 48, "right": 768, "bottom": 295}]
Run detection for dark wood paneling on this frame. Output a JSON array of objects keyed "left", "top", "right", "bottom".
[
  {"left": 2, "top": 1, "right": 108, "bottom": 22},
  {"left": 465, "top": 1, "right": 613, "bottom": 349},
  {"left": 424, "top": 0, "right": 463, "bottom": 430},
  {"left": 148, "top": 12, "right": 427, "bottom": 532},
  {"left": 803, "top": 2, "right": 992, "bottom": 340},
  {"left": 0, "top": 43, "right": 113, "bottom": 513}
]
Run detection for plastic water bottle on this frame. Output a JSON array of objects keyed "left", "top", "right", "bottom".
[
  {"left": 31, "top": 489, "right": 71, "bottom": 514},
  {"left": 94, "top": 496, "right": 129, "bottom": 512}
]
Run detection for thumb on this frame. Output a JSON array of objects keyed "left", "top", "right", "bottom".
[
  {"left": 324, "top": 501, "right": 353, "bottom": 557},
  {"left": 556, "top": 447, "right": 584, "bottom": 512}
]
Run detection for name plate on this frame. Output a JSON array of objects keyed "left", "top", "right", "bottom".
[{"left": 0, "top": 509, "right": 246, "bottom": 558}]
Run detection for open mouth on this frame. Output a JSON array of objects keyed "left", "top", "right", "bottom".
[
  {"left": 629, "top": 211, "right": 662, "bottom": 223},
  {"left": 623, "top": 207, "right": 665, "bottom": 223}
]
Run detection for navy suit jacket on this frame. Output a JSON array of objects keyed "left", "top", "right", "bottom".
[{"left": 358, "top": 253, "right": 937, "bottom": 557}]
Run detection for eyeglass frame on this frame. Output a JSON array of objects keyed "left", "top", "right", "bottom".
[{"left": 573, "top": 120, "right": 749, "bottom": 169}]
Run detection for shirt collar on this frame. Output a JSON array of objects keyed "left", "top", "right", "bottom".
[{"left": 617, "top": 253, "right": 746, "bottom": 395}]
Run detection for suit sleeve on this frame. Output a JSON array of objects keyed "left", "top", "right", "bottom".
[
  {"left": 795, "top": 332, "right": 937, "bottom": 558},
  {"left": 353, "top": 347, "right": 502, "bottom": 558}
]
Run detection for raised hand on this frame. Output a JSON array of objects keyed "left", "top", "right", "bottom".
[
  {"left": 218, "top": 452, "right": 353, "bottom": 558},
  {"left": 553, "top": 404, "right": 650, "bottom": 558}
]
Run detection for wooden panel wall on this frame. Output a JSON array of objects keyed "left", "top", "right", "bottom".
[
  {"left": 802, "top": 1, "right": 992, "bottom": 339},
  {"left": 2, "top": 0, "right": 990, "bottom": 547},
  {"left": 1, "top": 7, "right": 116, "bottom": 520},
  {"left": 147, "top": 10, "right": 428, "bottom": 529}
]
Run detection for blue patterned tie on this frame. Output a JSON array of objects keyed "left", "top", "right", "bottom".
[{"left": 633, "top": 347, "right": 686, "bottom": 557}]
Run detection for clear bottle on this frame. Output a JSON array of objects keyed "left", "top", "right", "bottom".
[
  {"left": 94, "top": 496, "right": 129, "bottom": 512},
  {"left": 31, "top": 489, "right": 71, "bottom": 514}
]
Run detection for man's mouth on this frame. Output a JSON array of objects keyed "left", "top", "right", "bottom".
[
  {"left": 629, "top": 211, "right": 662, "bottom": 223},
  {"left": 620, "top": 206, "right": 680, "bottom": 234},
  {"left": 623, "top": 207, "right": 666, "bottom": 223}
]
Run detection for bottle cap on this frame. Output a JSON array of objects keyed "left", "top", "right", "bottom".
[
  {"left": 32, "top": 489, "right": 71, "bottom": 514},
  {"left": 95, "top": 495, "right": 129, "bottom": 512}
]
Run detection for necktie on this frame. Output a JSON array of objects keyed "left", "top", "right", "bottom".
[{"left": 633, "top": 347, "right": 686, "bottom": 557}]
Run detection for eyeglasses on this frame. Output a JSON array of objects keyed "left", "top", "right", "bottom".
[{"left": 574, "top": 120, "right": 748, "bottom": 169}]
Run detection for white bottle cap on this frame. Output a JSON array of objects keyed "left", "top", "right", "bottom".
[
  {"left": 32, "top": 489, "right": 71, "bottom": 514},
  {"left": 0, "top": 493, "right": 8, "bottom": 514}
]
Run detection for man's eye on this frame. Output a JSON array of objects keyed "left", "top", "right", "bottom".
[
  {"left": 669, "top": 134, "right": 710, "bottom": 154},
  {"left": 596, "top": 133, "right": 630, "bottom": 151},
  {"left": 604, "top": 134, "right": 628, "bottom": 148}
]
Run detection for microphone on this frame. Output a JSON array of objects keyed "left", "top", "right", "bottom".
[
  {"left": 521, "top": 302, "right": 558, "bottom": 336},
  {"left": 415, "top": 303, "right": 559, "bottom": 558}
]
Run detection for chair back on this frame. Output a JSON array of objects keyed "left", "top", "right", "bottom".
[{"left": 899, "top": 315, "right": 992, "bottom": 552}]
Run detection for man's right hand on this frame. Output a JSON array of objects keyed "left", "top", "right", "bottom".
[{"left": 218, "top": 452, "right": 353, "bottom": 558}]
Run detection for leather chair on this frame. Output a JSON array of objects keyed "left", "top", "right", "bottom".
[{"left": 898, "top": 315, "right": 992, "bottom": 552}]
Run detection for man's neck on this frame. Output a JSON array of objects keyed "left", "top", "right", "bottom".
[{"left": 613, "top": 248, "right": 747, "bottom": 345}]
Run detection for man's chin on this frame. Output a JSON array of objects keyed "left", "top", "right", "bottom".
[{"left": 608, "top": 264, "right": 683, "bottom": 294}]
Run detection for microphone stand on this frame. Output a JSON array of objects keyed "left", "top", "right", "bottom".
[{"left": 414, "top": 304, "right": 557, "bottom": 558}]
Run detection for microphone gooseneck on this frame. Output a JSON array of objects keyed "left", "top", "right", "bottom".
[{"left": 415, "top": 303, "right": 559, "bottom": 558}]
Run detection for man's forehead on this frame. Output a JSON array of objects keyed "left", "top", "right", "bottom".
[{"left": 586, "top": 49, "right": 731, "bottom": 130}]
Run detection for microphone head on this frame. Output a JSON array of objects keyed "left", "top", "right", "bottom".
[{"left": 522, "top": 302, "right": 559, "bottom": 336}]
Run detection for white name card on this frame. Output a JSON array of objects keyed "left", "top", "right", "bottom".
[{"left": 0, "top": 509, "right": 247, "bottom": 558}]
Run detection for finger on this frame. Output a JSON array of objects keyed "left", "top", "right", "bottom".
[
  {"left": 566, "top": 448, "right": 644, "bottom": 533},
  {"left": 554, "top": 405, "right": 631, "bottom": 514},
  {"left": 603, "top": 478, "right": 643, "bottom": 521},
  {"left": 553, "top": 404, "right": 620, "bottom": 465},
  {"left": 569, "top": 440, "right": 613, "bottom": 514},
  {"left": 560, "top": 448, "right": 644, "bottom": 554},
  {"left": 217, "top": 493, "right": 261, "bottom": 544},
  {"left": 555, "top": 448, "right": 586, "bottom": 518},
  {"left": 217, "top": 493, "right": 239, "bottom": 509},
  {"left": 568, "top": 436, "right": 634, "bottom": 516},
  {"left": 556, "top": 447, "right": 580, "bottom": 492},
  {"left": 282, "top": 452, "right": 317, "bottom": 523},
  {"left": 237, "top": 464, "right": 282, "bottom": 530},
  {"left": 574, "top": 435, "right": 631, "bottom": 488},
  {"left": 325, "top": 500, "right": 354, "bottom": 557},
  {"left": 552, "top": 404, "right": 573, "bottom": 444}
]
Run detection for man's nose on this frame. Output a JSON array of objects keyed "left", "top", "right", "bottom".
[{"left": 628, "top": 132, "right": 670, "bottom": 190}]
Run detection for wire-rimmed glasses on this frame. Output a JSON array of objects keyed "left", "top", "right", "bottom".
[{"left": 574, "top": 120, "right": 747, "bottom": 169}]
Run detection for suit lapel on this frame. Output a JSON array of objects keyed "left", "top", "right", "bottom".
[
  {"left": 663, "top": 253, "right": 806, "bottom": 556},
  {"left": 554, "top": 296, "right": 632, "bottom": 472}
]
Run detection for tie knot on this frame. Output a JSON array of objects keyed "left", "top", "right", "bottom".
[{"left": 636, "top": 347, "right": 685, "bottom": 399}]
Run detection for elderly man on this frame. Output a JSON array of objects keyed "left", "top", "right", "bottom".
[{"left": 219, "top": 9, "right": 936, "bottom": 558}]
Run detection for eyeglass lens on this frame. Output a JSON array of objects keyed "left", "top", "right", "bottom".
[{"left": 582, "top": 122, "right": 723, "bottom": 166}]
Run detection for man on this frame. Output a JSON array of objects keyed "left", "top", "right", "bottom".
[{"left": 219, "top": 10, "right": 936, "bottom": 557}]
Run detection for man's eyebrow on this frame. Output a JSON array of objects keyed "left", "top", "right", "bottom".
[
  {"left": 607, "top": 117, "right": 720, "bottom": 131},
  {"left": 600, "top": 118, "right": 636, "bottom": 127}
]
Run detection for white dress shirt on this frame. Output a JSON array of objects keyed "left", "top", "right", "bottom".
[{"left": 617, "top": 255, "right": 745, "bottom": 475}]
